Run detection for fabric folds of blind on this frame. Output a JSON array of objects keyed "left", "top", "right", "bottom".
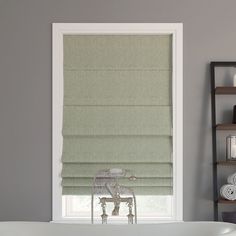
[{"left": 62, "top": 35, "right": 172, "bottom": 195}]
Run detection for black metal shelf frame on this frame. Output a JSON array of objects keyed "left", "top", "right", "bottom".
[{"left": 210, "top": 61, "right": 236, "bottom": 221}]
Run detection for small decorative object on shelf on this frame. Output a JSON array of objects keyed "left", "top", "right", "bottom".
[
  {"left": 233, "top": 105, "right": 236, "bottom": 124},
  {"left": 226, "top": 135, "right": 236, "bottom": 161},
  {"left": 220, "top": 184, "right": 236, "bottom": 200},
  {"left": 220, "top": 172, "right": 236, "bottom": 201},
  {"left": 227, "top": 172, "right": 236, "bottom": 185},
  {"left": 234, "top": 74, "right": 236, "bottom": 86}
]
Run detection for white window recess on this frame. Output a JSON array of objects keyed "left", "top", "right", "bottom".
[{"left": 52, "top": 23, "right": 183, "bottom": 223}]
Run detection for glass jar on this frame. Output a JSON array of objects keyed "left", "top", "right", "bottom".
[{"left": 226, "top": 135, "right": 236, "bottom": 160}]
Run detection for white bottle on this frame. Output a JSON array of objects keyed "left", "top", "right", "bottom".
[{"left": 234, "top": 74, "right": 236, "bottom": 86}]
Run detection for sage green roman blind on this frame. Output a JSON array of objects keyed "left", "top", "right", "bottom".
[{"left": 62, "top": 35, "right": 173, "bottom": 195}]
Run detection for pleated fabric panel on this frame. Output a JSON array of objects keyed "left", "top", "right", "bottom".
[{"left": 62, "top": 35, "right": 173, "bottom": 195}]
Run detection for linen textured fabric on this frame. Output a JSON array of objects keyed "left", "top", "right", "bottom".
[{"left": 62, "top": 35, "right": 173, "bottom": 195}]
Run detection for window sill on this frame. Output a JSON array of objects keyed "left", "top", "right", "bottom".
[{"left": 51, "top": 218, "right": 183, "bottom": 224}]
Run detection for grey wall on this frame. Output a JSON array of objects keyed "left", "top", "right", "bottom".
[{"left": 0, "top": 0, "right": 236, "bottom": 222}]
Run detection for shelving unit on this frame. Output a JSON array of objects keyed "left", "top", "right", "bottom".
[
  {"left": 210, "top": 61, "right": 236, "bottom": 221},
  {"left": 217, "top": 161, "right": 236, "bottom": 166},
  {"left": 215, "top": 87, "right": 236, "bottom": 94},
  {"left": 216, "top": 124, "right": 236, "bottom": 130},
  {"left": 217, "top": 199, "right": 236, "bottom": 204}
]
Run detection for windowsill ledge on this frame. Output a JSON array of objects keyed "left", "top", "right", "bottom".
[{"left": 50, "top": 218, "right": 183, "bottom": 224}]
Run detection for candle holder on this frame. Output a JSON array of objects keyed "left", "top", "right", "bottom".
[
  {"left": 234, "top": 74, "right": 236, "bottom": 87},
  {"left": 226, "top": 135, "right": 236, "bottom": 161}
]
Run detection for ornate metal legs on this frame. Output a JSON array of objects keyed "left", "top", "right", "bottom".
[
  {"left": 100, "top": 198, "right": 108, "bottom": 224},
  {"left": 127, "top": 198, "right": 134, "bottom": 224},
  {"left": 99, "top": 197, "right": 135, "bottom": 224}
]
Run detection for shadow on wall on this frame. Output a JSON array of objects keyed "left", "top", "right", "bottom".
[{"left": 192, "top": 64, "right": 212, "bottom": 220}]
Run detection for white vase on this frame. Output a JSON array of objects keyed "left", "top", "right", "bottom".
[{"left": 234, "top": 74, "right": 236, "bottom": 86}]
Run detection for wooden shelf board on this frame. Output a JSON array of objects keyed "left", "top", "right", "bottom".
[
  {"left": 216, "top": 124, "right": 236, "bottom": 130},
  {"left": 217, "top": 161, "right": 236, "bottom": 166},
  {"left": 215, "top": 87, "right": 236, "bottom": 94},
  {"left": 211, "top": 62, "right": 236, "bottom": 67},
  {"left": 217, "top": 199, "right": 236, "bottom": 204}
]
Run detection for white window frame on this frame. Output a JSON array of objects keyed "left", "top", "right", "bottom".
[{"left": 52, "top": 23, "right": 183, "bottom": 223}]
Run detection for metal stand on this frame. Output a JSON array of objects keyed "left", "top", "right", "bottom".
[
  {"left": 91, "top": 169, "right": 137, "bottom": 224},
  {"left": 99, "top": 197, "right": 135, "bottom": 224}
]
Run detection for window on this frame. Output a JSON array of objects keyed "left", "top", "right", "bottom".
[{"left": 53, "top": 23, "right": 183, "bottom": 223}]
